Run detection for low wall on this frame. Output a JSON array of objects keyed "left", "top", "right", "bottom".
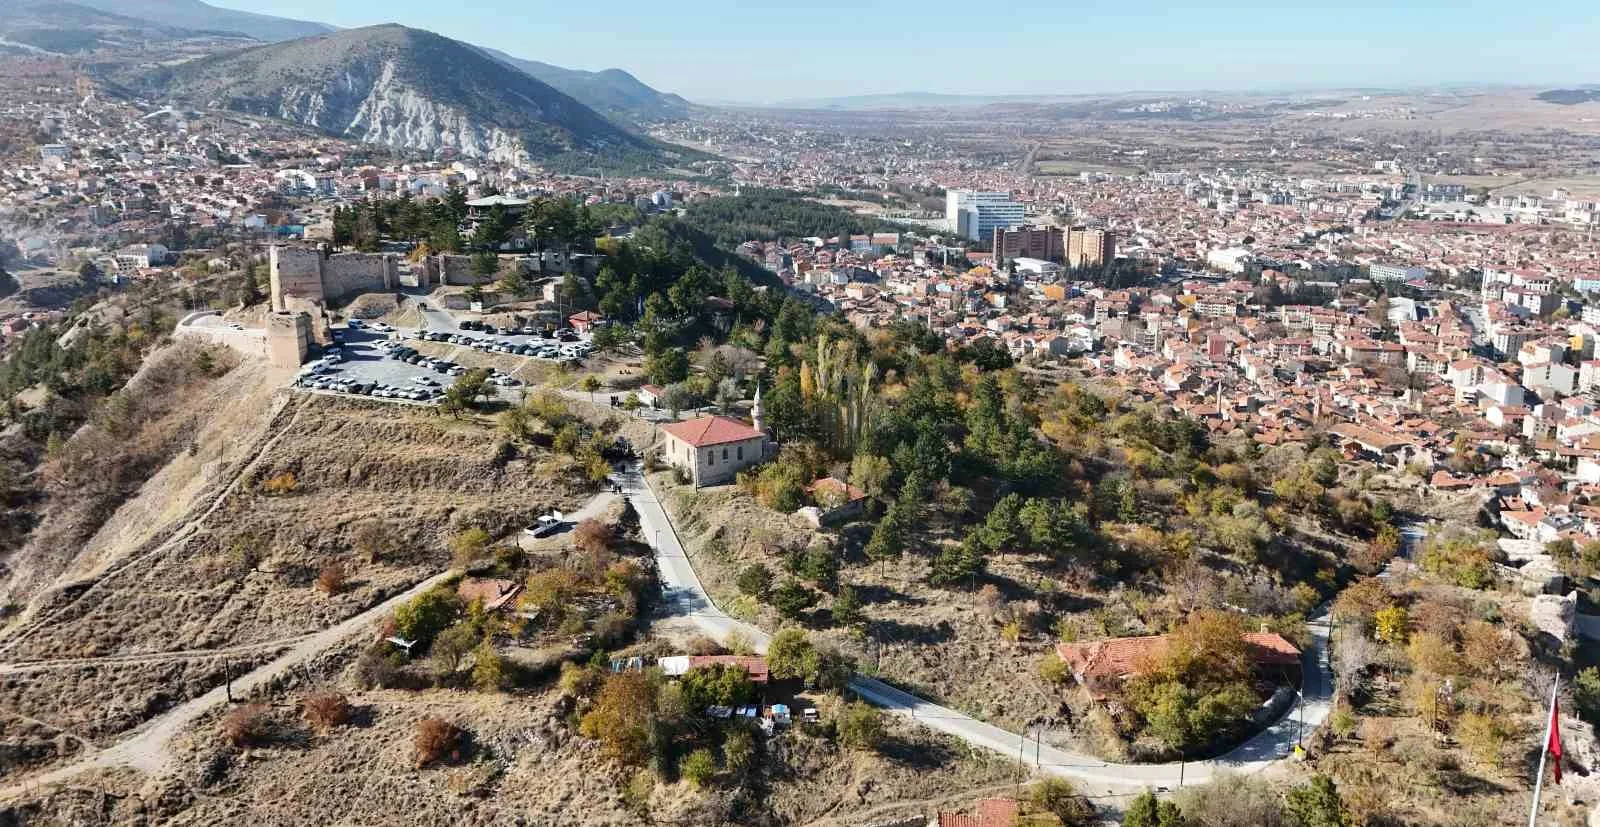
[{"left": 174, "top": 312, "right": 270, "bottom": 360}]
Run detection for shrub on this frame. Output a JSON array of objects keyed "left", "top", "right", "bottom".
[
  {"left": 1038, "top": 650, "right": 1070, "bottom": 685},
  {"left": 680, "top": 664, "right": 757, "bottom": 710},
  {"left": 559, "top": 661, "right": 606, "bottom": 698},
  {"left": 579, "top": 671, "right": 658, "bottom": 764},
  {"left": 392, "top": 586, "right": 462, "bottom": 648},
  {"left": 622, "top": 768, "right": 654, "bottom": 815},
  {"left": 353, "top": 520, "right": 401, "bottom": 564},
  {"left": 836, "top": 702, "right": 885, "bottom": 751},
  {"left": 1575, "top": 667, "right": 1600, "bottom": 725},
  {"left": 470, "top": 641, "right": 510, "bottom": 691},
  {"left": 1028, "top": 777, "right": 1096, "bottom": 826},
  {"left": 1122, "top": 790, "right": 1182, "bottom": 827},
  {"left": 681, "top": 747, "right": 718, "bottom": 788},
  {"left": 1457, "top": 712, "right": 1509, "bottom": 769},
  {"left": 261, "top": 470, "right": 298, "bottom": 495},
  {"left": 222, "top": 703, "right": 273, "bottom": 747},
  {"left": 450, "top": 527, "right": 491, "bottom": 567},
  {"left": 767, "top": 629, "right": 816, "bottom": 681},
  {"left": 302, "top": 691, "right": 352, "bottom": 733},
  {"left": 522, "top": 568, "right": 582, "bottom": 619},
  {"left": 1284, "top": 774, "right": 1350, "bottom": 827},
  {"left": 723, "top": 727, "right": 756, "bottom": 773},
  {"left": 316, "top": 561, "right": 348, "bottom": 596},
  {"left": 573, "top": 519, "right": 613, "bottom": 556},
  {"left": 414, "top": 717, "right": 463, "bottom": 768},
  {"left": 430, "top": 623, "right": 479, "bottom": 681},
  {"left": 771, "top": 579, "right": 818, "bottom": 619},
  {"left": 737, "top": 564, "right": 773, "bottom": 598},
  {"left": 355, "top": 642, "right": 404, "bottom": 689}
]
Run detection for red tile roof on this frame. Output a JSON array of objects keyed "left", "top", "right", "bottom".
[
  {"left": 1056, "top": 632, "right": 1301, "bottom": 684},
  {"left": 660, "top": 415, "right": 764, "bottom": 447},
  {"left": 687, "top": 655, "right": 770, "bottom": 684},
  {"left": 938, "top": 798, "right": 1019, "bottom": 827},
  {"left": 456, "top": 577, "right": 522, "bottom": 612}
]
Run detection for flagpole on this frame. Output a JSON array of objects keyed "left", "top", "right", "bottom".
[{"left": 1528, "top": 674, "right": 1559, "bottom": 827}]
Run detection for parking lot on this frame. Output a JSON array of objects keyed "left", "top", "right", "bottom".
[
  {"left": 293, "top": 322, "right": 526, "bottom": 404},
  {"left": 412, "top": 302, "right": 595, "bottom": 359}
]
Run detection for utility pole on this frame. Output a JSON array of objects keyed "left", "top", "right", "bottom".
[{"left": 1528, "top": 674, "right": 1560, "bottom": 827}]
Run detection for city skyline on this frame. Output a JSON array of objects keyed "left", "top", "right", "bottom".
[{"left": 206, "top": 0, "right": 1599, "bottom": 102}]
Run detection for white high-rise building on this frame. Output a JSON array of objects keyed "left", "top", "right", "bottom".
[{"left": 946, "top": 190, "right": 1023, "bottom": 242}]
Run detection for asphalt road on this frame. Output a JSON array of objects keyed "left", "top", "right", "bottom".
[{"left": 625, "top": 458, "right": 1336, "bottom": 797}]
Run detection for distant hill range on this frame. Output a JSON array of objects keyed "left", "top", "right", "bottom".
[
  {"left": 134, "top": 24, "right": 677, "bottom": 168},
  {"left": 479, "top": 47, "right": 692, "bottom": 125},
  {"left": 70, "top": 0, "right": 330, "bottom": 42},
  {"left": 0, "top": 0, "right": 250, "bottom": 55},
  {"left": 1537, "top": 87, "right": 1600, "bottom": 105}
]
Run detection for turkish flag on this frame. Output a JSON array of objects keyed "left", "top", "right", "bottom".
[{"left": 1548, "top": 697, "right": 1564, "bottom": 785}]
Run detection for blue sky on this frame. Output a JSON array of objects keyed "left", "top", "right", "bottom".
[{"left": 211, "top": 0, "right": 1597, "bottom": 102}]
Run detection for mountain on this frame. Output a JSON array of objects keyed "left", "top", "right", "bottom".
[
  {"left": 0, "top": 0, "right": 231, "bottom": 54},
  {"left": 479, "top": 47, "right": 692, "bottom": 124},
  {"left": 136, "top": 24, "right": 664, "bottom": 167},
  {"left": 71, "top": 0, "right": 332, "bottom": 42}
]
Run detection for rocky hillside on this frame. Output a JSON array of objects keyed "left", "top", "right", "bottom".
[
  {"left": 137, "top": 25, "right": 662, "bottom": 166},
  {"left": 480, "top": 47, "right": 693, "bottom": 125}
]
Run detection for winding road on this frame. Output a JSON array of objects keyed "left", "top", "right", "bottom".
[
  {"left": 622, "top": 463, "right": 1334, "bottom": 798},
  {"left": 1, "top": 446, "right": 1329, "bottom": 804}
]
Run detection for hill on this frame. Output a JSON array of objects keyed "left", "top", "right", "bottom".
[
  {"left": 70, "top": 0, "right": 331, "bottom": 42},
  {"left": 0, "top": 0, "right": 233, "bottom": 54},
  {"left": 480, "top": 47, "right": 692, "bottom": 125},
  {"left": 1537, "top": 87, "right": 1600, "bottom": 105},
  {"left": 135, "top": 25, "right": 667, "bottom": 168}
]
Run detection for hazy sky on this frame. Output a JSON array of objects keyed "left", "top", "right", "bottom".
[{"left": 210, "top": 0, "right": 1597, "bottom": 102}]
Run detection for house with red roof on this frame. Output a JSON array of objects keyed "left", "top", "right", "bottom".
[
  {"left": 1055, "top": 631, "right": 1301, "bottom": 701},
  {"left": 659, "top": 408, "right": 769, "bottom": 487}
]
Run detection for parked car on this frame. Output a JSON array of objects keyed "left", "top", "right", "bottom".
[{"left": 524, "top": 512, "right": 565, "bottom": 538}]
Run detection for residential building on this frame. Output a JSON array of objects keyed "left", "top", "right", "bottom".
[
  {"left": 1369, "top": 262, "right": 1427, "bottom": 283},
  {"left": 1066, "top": 227, "right": 1115, "bottom": 269},
  {"left": 993, "top": 225, "right": 1064, "bottom": 262}
]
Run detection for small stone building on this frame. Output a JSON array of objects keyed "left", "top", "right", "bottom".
[{"left": 660, "top": 415, "right": 766, "bottom": 487}]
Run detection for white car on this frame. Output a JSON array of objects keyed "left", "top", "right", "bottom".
[{"left": 524, "top": 512, "right": 565, "bottom": 538}]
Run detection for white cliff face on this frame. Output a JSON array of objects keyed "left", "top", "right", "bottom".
[{"left": 239, "top": 57, "right": 533, "bottom": 165}]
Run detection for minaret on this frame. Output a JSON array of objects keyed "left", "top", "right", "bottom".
[{"left": 751, "top": 383, "right": 766, "bottom": 435}]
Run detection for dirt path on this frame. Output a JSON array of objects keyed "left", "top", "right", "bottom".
[
  {"left": 0, "top": 567, "right": 458, "bottom": 798},
  {"left": 0, "top": 635, "right": 311, "bottom": 675},
  {"left": 0, "top": 394, "right": 308, "bottom": 655},
  {"left": 0, "top": 483, "right": 619, "bottom": 802},
  {"left": 798, "top": 780, "right": 1024, "bottom": 827}
]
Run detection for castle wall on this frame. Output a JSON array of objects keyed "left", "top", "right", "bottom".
[
  {"left": 269, "top": 246, "right": 324, "bottom": 312},
  {"left": 265, "top": 312, "right": 312, "bottom": 368},
  {"left": 322, "top": 253, "right": 397, "bottom": 302}
]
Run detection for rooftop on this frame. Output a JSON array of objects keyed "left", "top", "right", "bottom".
[{"left": 661, "top": 415, "right": 764, "bottom": 448}]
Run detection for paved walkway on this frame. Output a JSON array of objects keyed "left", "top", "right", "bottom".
[{"left": 620, "top": 461, "right": 1334, "bottom": 797}]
